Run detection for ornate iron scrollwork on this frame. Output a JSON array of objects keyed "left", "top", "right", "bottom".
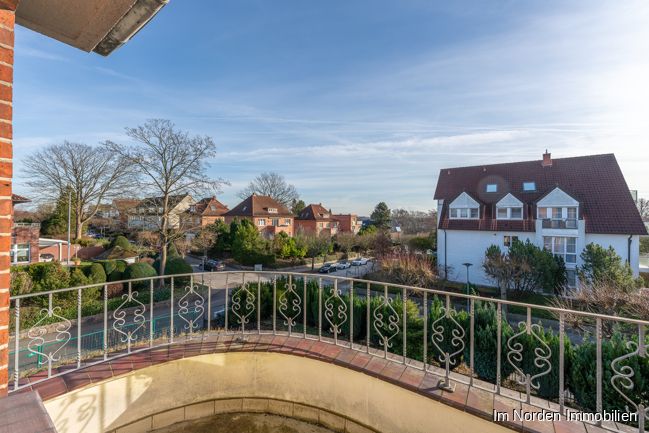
[
  {"left": 506, "top": 317, "right": 552, "bottom": 402},
  {"left": 324, "top": 280, "right": 348, "bottom": 342},
  {"left": 278, "top": 277, "right": 301, "bottom": 333},
  {"left": 178, "top": 283, "right": 205, "bottom": 333},
  {"left": 610, "top": 326, "right": 648, "bottom": 433}
]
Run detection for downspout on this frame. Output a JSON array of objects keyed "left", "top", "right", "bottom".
[
  {"left": 444, "top": 229, "right": 448, "bottom": 280},
  {"left": 627, "top": 235, "right": 632, "bottom": 265}
]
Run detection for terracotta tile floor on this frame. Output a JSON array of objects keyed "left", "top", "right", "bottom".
[{"left": 8, "top": 334, "right": 618, "bottom": 433}]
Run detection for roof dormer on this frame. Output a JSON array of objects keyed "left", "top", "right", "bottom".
[
  {"left": 496, "top": 193, "right": 524, "bottom": 220},
  {"left": 448, "top": 192, "right": 480, "bottom": 219}
]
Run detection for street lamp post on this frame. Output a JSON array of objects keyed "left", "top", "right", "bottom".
[
  {"left": 67, "top": 189, "right": 71, "bottom": 265},
  {"left": 462, "top": 262, "right": 473, "bottom": 311}
]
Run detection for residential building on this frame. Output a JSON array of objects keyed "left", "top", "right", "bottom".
[
  {"left": 184, "top": 196, "right": 229, "bottom": 227},
  {"left": 93, "top": 199, "right": 140, "bottom": 230},
  {"left": 127, "top": 194, "right": 194, "bottom": 231},
  {"left": 434, "top": 152, "right": 648, "bottom": 289},
  {"left": 295, "top": 204, "right": 339, "bottom": 236},
  {"left": 333, "top": 213, "right": 361, "bottom": 234},
  {"left": 10, "top": 194, "right": 39, "bottom": 265},
  {"left": 224, "top": 194, "right": 294, "bottom": 238}
]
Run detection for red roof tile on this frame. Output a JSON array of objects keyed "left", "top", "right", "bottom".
[
  {"left": 434, "top": 153, "right": 647, "bottom": 235},
  {"left": 225, "top": 194, "right": 292, "bottom": 217},
  {"left": 296, "top": 204, "right": 336, "bottom": 221}
]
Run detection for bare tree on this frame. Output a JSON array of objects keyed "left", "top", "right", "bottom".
[
  {"left": 23, "top": 141, "right": 134, "bottom": 239},
  {"left": 104, "top": 119, "right": 226, "bottom": 278},
  {"left": 637, "top": 197, "right": 649, "bottom": 220},
  {"left": 238, "top": 172, "right": 299, "bottom": 206},
  {"left": 390, "top": 209, "right": 437, "bottom": 234}
]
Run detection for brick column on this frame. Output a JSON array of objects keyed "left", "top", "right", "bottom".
[{"left": 0, "top": 0, "right": 17, "bottom": 397}]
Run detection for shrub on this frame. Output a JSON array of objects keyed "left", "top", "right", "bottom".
[
  {"left": 579, "top": 243, "right": 636, "bottom": 291},
  {"left": 124, "top": 262, "right": 157, "bottom": 289},
  {"left": 97, "top": 260, "right": 117, "bottom": 276},
  {"left": 111, "top": 235, "right": 132, "bottom": 251},
  {"left": 124, "top": 262, "right": 157, "bottom": 279},
  {"left": 69, "top": 267, "right": 91, "bottom": 287},
  {"left": 26, "top": 262, "right": 71, "bottom": 293},
  {"left": 86, "top": 263, "right": 107, "bottom": 284},
  {"left": 10, "top": 271, "right": 33, "bottom": 296},
  {"left": 483, "top": 241, "right": 566, "bottom": 294},
  {"left": 464, "top": 301, "right": 515, "bottom": 383},
  {"left": 571, "top": 332, "right": 649, "bottom": 415}
]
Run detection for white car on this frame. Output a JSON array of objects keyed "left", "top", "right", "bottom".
[
  {"left": 351, "top": 257, "right": 369, "bottom": 266},
  {"left": 336, "top": 261, "right": 351, "bottom": 270}
]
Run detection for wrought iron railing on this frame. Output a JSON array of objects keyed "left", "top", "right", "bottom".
[{"left": 7, "top": 271, "right": 648, "bottom": 433}]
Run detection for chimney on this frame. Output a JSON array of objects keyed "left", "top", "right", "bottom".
[{"left": 542, "top": 150, "right": 552, "bottom": 167}]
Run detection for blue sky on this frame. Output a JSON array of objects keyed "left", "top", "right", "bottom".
[{"left": 12, "top": 1, "right": 649, "bottom": 214}]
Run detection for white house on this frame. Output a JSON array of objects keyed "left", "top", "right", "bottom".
[
  {"left": 434, "top": 152, "right": 648, "bottom": 289},
  {"left": 127, "top": 194, "right": 195, "bottom": 231}
]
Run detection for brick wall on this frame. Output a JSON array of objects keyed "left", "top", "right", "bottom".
[
  {"left": 0, "top": 0, "right": 16, "bottom": 397},
  {"left": 11, "top": 225, "right": 39, "bottom": 263}
]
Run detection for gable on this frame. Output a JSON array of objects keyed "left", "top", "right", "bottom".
[
  {"left": 536, "top": 187, "right": 579, "bottom": 207},
  {"left": 496, "top": 193, "right": 523, "bottom": 208},
  {"left": 449, "top": 192, "right": 479, "bottom": 209}
]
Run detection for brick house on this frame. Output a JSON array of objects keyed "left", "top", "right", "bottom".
[
  {"left": 333, "top": 214, "right": 361, "bottom": 234},
  {"left": 434, "top": 152, "right": 648, "bottom": 289},
  {"left": 224, "top": 194, "right": 294, "bottom": 238},
  {"left": 295, "top": 204, "right": 339, "bottom": 236},
  {"left": 184, "top": 196, "right": 229, "bottom": 228}
]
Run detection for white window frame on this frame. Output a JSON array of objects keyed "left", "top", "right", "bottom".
[
  {"left": 496, "top": 206, "right": 523, "bottom": 220},
  {"left": 11, "top": 243, "right": 31, "bottom": 264},
  {"left": 486, "top": 184, "right": 498, "bottom": 193},
  {"left": 257, "top": 218, "right": 266, "bottom": 226},
  {"left": 543, "top": 236, "right": 577, "bottom": 264},
  {"left": 449, "top": 207, "right": 479, "bottom": 220},
  {"left": 503, "top": 235, "right": 519, "bottom": 248}
]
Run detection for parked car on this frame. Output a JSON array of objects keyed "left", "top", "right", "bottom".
[
  {"left": 336, "top": 261, "right": 351, "bottom": 270},
  {"left": 351, "top": 257, "right": 369, "bottom": 266},
  {"left": 202, "top": 259, "right": 225, "bottom": 272},
  {"left": 318, "top": 264, "right": 337, "bottom": 273}
]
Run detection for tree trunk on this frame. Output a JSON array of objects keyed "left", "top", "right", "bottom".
[
  {"left": 75, "top": 212, "right": 83, "bottom": 240},
  {"left": 311, "top": 256, "right": 315, "bottom": 270},
  {"left": 500, "top": 284, "right": 508, "bottom": 318},
  {"left": 159, "top": 195, "right": 169, "bottom": 285}
]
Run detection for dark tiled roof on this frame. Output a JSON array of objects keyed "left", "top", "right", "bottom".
[
  {"left": 225, "top": 194, "right": 293, "bottom": 217},
  {"left": 434, "top": 153, "right": 647, "bottom": 235},
  {"left": 296, "top": 204, "right": 336, "bottom": 221}
]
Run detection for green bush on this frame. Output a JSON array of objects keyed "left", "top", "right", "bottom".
[
  {"left": 69, "top": 267, "right": 90, "bottom": 287},
  {"left": 10, "top": 270, "right": 33, "bottom": 296},
  {"left": 111, "top": 235, "right": 132, "bottom": 251},
  {"left": 579, "top": 243, "right": 637, "bottom": 291},
  {"left": 464, "top": 301, "right": 515, "bottom": 383},
  {"left": 571, "top": 332, "right": 649, "bottom": 414},
  {"left": 86, "top": 263, "right": 107, "bottom": 284},
  {"left": 108, "top": 260, "right": 127, "bottom": 282},
  {"left": 97, "top": 260, "right": 117, "bottom": 276},
  {"left": 123, "top": 262, "right": 157, "bottom": 289}
]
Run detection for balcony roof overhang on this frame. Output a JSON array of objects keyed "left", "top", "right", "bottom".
[{"left": 15, "top": 0, "right": 168, "bottom": 56}]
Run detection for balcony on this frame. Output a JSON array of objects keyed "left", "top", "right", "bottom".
[
  {"left": 12, "top": 222, "right": 41, "bottom": 228},
  {"left": 6, "top": 272, "right": 648, "bottom": 433},
  {"left": 541, "top": 218, "right": 578, "bottom": 229}
]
